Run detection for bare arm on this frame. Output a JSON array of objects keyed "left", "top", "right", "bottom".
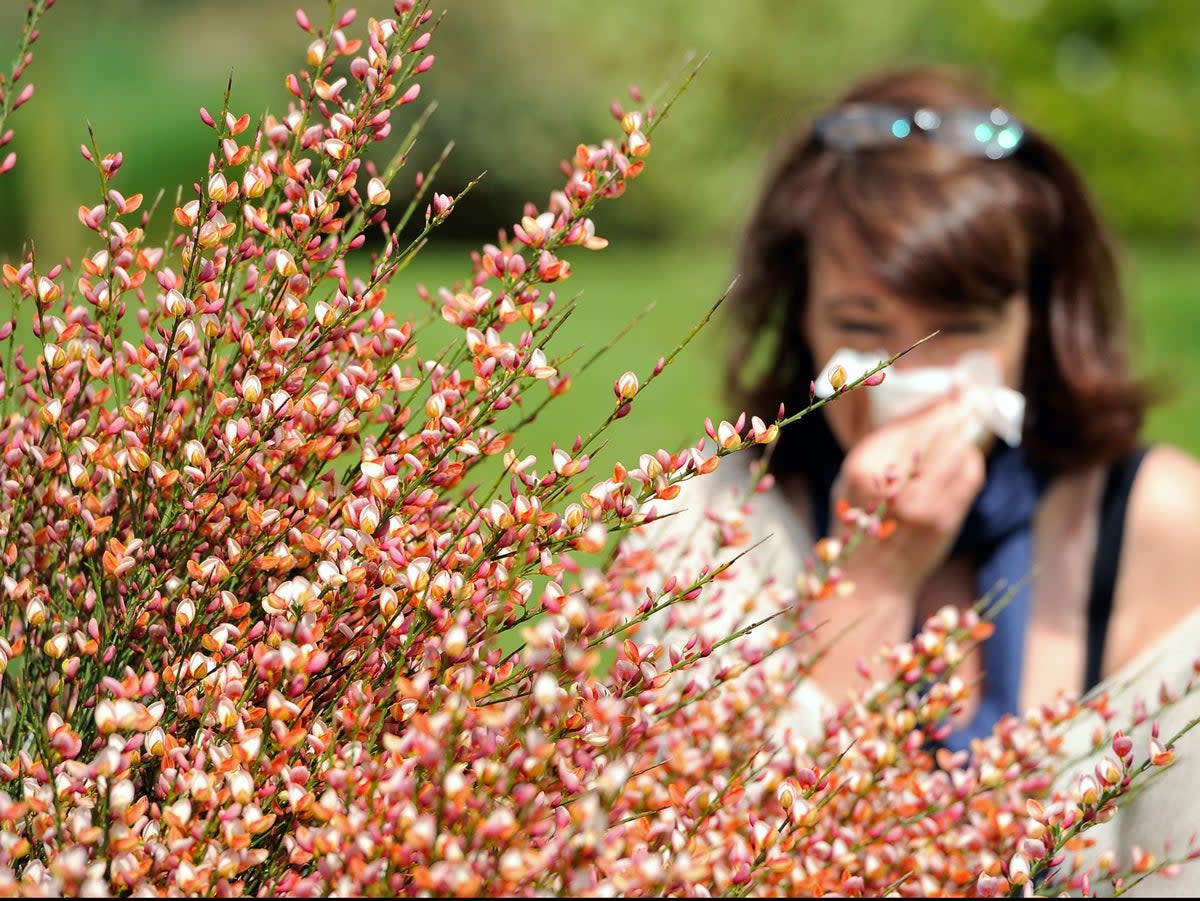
[
  {"left": 1106, "top": 445, "right": 1200, "bottom": 678},
  {"left": 807, "top": 398, "right": 985, "bottom": 701}
]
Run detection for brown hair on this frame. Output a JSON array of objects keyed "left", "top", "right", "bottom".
[{"left": 726, "top": 66, "right": 1150, "bottom": 476}]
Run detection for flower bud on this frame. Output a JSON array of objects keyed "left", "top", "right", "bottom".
[
  {"left": 1074, "top": 773, "right": 1100, "bottom": 807},
  {"left": 1095, "top": 756, "right": 1123, "bottom": 788},
  {"left": 36, "top": 276, "right": 61, "bottom": 305},
  {"left": 359, "top": 503, "right": 380, "bottom": 535},
  {"left": 215, "top": 697, "right": 239, "bottom": 730},
  {"left": 814, "top": 537, "right": 843, "bottom": 565},
  {"left": 1112, "top": 732, "right": 1134, "bottom": 759},
  {"left": 26, "top": 598, "right": 47, "bottom": 626},
  {"left": 40, "top": 398, "right": 62, "bottom": 426},
  {"left": 274, "top": 250, "right": 298, "bottom": 277},
  {"left": 307, "top": 38, "right": 327, "bottom": 67},
  {"left": 43, "top": 343, "right": 66, "bottom": 370},
  {"left": 716, "top": 420, "right": 740, "bottom": 450},
  {"left": 164, "top": 289, "right": 187, "bottom": 316},
  {"left": 444, "top": 625, "right": 467, "bottom": 658},
  {"left": 174, "top": 199, "right": 200, "bottom": 227},
  {"left": 94, "top": 699, "right": 118, "bottom": 734},
  {"left": 127, "top": 447, "right": 151, "bottom": 473},
  {"left": 207, "top": 172, "right": 230, "bottom": 203},
  {"left": 533, "top": 672, "right": 560, "bottom": 712},
  {"left": 828, "top": 364, "right": 847, "bottom": 391},
  {"left": 614, "top": 371, "right": 638, "bottom": 401},
  {"left": 146, "top": 727, "right": 166, "bottom": 756},
  {"left": 323, "top": 138, "right": 349, "bottom": 160},
  {"left": 777, "top": 781, "right": 795, "bottom": 811},
  {"left": 183, "top": 440, "right": 207, "bottom": 468},
  {"left": 1149, "top": 738, "right": 1175, "bottom": 767},
  {"left": 227, "top": 768, "right": 254, "bottom": 805},
  {"left": 313, "top": 300, "right": 336, "bottom": 328},
  {"left": 1008, "top": 853, "right": 1030, "bottom": 886},
  {"left": 378, "top": 587, "right": 399, "bottom": 619},
  {"left": 109, "top": 779, "right": 136, "bottom": 813},
  {"left": 240, "top": 375, "right": 263, "bottom": 404},
  {"left": 863, "top": 370, "right": 887, "bottom": 387},
  {"left": 243, "top": 168, "right": 269, "bottom": 198}
]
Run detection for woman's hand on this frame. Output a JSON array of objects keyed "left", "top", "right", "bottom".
[{"left": 833, "top": 394, "right": 987, "bottom": 603}]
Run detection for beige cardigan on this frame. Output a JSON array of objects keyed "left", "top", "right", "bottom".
[{"left": 635, "top": 454, "right": 1200, "bottom": 895}]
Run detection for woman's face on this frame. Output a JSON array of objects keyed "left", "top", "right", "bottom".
[{"left": 804, "top": 233, "right": 1032, "bottom": 451}]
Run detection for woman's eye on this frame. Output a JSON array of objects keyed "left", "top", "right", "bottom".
[
  {"left": 938, "top": 321, "right": 988, "bottom": 335},
  {"left": 833, "top": 320, "right": 886, "bottom": 334}
]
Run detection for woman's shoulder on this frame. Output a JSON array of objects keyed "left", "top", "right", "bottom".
[
  {"left": 1125, "top": 442, "right": 1200, "bottom": 512},
  {"left": 1107, "top": 444, "right": 1200, "bottom": 674}
]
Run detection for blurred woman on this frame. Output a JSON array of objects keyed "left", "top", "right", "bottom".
[
  {"left": 634, "top": 63, "right": 1200, "bottom": 893},
  {"left": 709, "top": 65, "right": 1200, "bottom": 751}
]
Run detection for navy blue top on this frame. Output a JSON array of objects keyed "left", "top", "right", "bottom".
[{"left": 807, "top": 441, "right": 1150, "bottom": 751}]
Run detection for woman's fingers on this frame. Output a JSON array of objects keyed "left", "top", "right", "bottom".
[
  {"left": 892, "top": 432, "right": 985, "bottom": 533},
  {"left": 841, "top": 396, "right": 980, "bottom": 506},
  {"left": 832, "top": 394, "right": 987, "bottom": 591}
]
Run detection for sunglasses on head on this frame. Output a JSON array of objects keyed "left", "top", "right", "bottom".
[{"left": 813, "top": 104, "right": 1025, "bottom": 160}]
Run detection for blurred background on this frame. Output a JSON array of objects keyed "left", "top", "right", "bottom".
[{"left": 1, "top": 0, "right": 1197, "bottom": 472}]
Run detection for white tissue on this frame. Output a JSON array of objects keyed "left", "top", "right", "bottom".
[{"left": 814, "top": 348, "right": 1026, "bottom": 446}]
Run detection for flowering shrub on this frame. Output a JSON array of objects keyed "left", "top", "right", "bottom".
[{"left": 0, "top": 1, "right": 1197, "bottom": 896}]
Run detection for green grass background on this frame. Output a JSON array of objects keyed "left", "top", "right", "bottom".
[
  {"left": 1, "top": 0, "right": 1197, "bottom": 483},
  {"left": 0, "top": 0, "right": 1194, "bottom": 678},
  {"left": 390, "top": 239, "right": 1200, "bottom": 482}
]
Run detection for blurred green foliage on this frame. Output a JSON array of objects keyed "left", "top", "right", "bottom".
[
  {"left": 421, "top": 0, "right": 1200, "bottom": 243},
  {"left": 0, "top": 0, "right": 1197, "bottom": 460},
  {"left": 0, "top": 0, "right": 1198, "bottom": 257}
]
